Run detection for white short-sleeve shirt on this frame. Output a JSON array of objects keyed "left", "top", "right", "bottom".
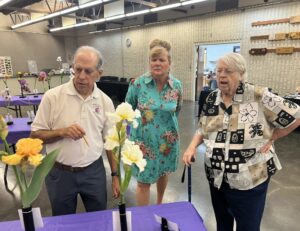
[{"left": 31, "top": 79, "right": 115, "bottom": 167}]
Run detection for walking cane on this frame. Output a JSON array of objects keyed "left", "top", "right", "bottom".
[{"left": 181, "top": 157, "right": 195, "bottom": 202}]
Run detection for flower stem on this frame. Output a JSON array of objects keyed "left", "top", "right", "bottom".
[
  {"left": 34, "top": 77, "right": 37, "bottom": 90},
  {"left": 118, "top": 148, "right": 125, "bottom": 204},
  {"left": 21, "top": 169, "right": 28, "bottom": 189},
  {"left": 117, "top": 126, "right": 125, "bottom": 205},
  {"left": 3, "top": 139, "right": 25, "bottom": 196}
]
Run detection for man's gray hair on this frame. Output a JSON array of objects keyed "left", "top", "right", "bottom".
[
  {"left": 73, "top": 46, "right": 104, "bottom": 70},
  {"left": 217, "top": 53, "right": 247, "bottom": 81}
]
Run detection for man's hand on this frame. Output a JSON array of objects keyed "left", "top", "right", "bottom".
[
  {"left": 61, "top": 124, "right": 86, "bottom": 140},
  {"left": 112, "top": 176, "right": 120, "bottom": 199}
]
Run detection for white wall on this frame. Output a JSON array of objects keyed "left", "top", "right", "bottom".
[
  {"left": 76, "top": 1, "right": 300, "bottom": 100},
  {"left": 0, "top": 14, "right": 71, "bottom": 74},
  {"left": 77, "top": 33, "right": 124, "bottom": 77}
]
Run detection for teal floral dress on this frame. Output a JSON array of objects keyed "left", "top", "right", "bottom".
[{"left": 125, "top": 73, "right": 183, "bottom": 184}]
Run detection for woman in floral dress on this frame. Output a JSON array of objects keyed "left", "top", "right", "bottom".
[{"left": 126, "top": 39, "right": 183, "bottom": 205}]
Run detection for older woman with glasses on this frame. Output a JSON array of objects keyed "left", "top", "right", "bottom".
[
  {"left": 183, "top": 53, "right": 300, "bottom": 231},
  {"left": 31, "top": 46, "right": 119, "bottom": 216}
]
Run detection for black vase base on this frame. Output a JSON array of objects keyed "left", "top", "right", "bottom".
[
  {"left": 6, "top": 121, "right": 13, "bottom": 125},
  {"left": 27, "top": 121, "right": 33, "bottom": 125},
  {"left": 118, "top": 203, "right": 128, "bottom": 231},
  {"left": 22, "top": 206, "right": 35, "bottom": 231},
  {"left": 161, "top": 217, "right": 170, "bottom": 231}
]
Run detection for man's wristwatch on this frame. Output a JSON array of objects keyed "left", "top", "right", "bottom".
[{"left": 111, "top": 171, "right": 118, "bottom": 177}]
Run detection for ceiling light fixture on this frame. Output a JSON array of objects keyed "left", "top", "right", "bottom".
[
  {"left": 0, "top": 0, "right": 12, "bottom": 8},
  {"left": 126, "top": 9, "right": 150, "bottom": 17},
  {"left": 105, "top": 14, "right": 125, "bottom": 21},
  {"left": 11, "top": 0, "right": 114, "bottom": 30},
  {"left": 50, "top": 0, "right": 209, "bottom": 33},
  {"left": 89, "top": 18, "right": 106, "bottom": 25},
  {"left": 181, "top": 0, "right": 207, "bottom": 6},
  {"left": 150, "top": 3, "right": 181, "bottom": 12},
  {"left": 89, "top": 30, "right": 104, "bottom": 34}
]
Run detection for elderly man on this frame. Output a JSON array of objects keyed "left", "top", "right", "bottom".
[{"left": 31, "top": 46, "right": 119, "bottom": 216}]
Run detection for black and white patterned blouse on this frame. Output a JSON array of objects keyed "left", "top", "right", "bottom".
[{"left": 197, "top": 82, "right": 300, "bottom": 190}]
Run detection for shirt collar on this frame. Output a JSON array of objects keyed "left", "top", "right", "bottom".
[
  {"left": 215, "top": 81, "right": 246, "bottom": 105},
  {"left": 144, "top": 72, "right": 175, "bottom": 89}
]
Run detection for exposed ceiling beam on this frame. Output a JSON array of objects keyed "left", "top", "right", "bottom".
[
  {"left": 125, "top": 0, "right": 157, "bottom": 8},
  {"left": 3, "top": 6, "right": 49, "bottom": 14},
  {"left": 63, "top": 14, "right": 92, "bottom": 21},
  {"left": 11, "top": 0, "right": 116, "bottom": 29}
]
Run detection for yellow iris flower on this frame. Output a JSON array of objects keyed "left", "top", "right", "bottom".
[{"left": 2, "top": 138, "right": 43, "bottom": 167}]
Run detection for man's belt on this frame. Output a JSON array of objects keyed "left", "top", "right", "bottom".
[
  {"left": 252, "top": 15, "right": 300, "bottom": 26},
  {"left": 54, "top": 161, "right": 89, "bottom": 172},
  {"left": 249, "top": 47, "right": 300, "bottom": 55},
  {"left": 250, "top": 32, "right": 300, "bottom": 41}
]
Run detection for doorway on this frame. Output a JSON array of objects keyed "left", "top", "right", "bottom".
[{"left": 194, "top": 42, "right": 240, "bottom": 101}]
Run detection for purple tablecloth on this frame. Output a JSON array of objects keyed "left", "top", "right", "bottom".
[
  {"left": 0, "top": 95, "right": 42, "bottom": 107},
  {"left": 3, "top": 118, "right": 31, "bottom": 144},
  {"left": 0, "top": 202, "right": 207, "bottom": 231}
]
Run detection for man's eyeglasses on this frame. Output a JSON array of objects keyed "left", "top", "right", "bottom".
[{"left": 74, "top": 66, "right": 98, "bottom": 76}]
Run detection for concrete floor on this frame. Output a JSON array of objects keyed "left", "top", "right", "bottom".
[{"left": 0, "top": 101, "right": 299, "bottom": 230}]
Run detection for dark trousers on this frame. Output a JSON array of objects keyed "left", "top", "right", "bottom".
[
  {"left": 209, "top": 179, "right": 270, "bottom": 231},
  {"left": 46, "top": 157, "right": 107, "bottom": 216}
]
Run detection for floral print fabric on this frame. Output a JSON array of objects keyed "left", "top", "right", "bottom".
[
  {"left": 125, "top": 73, "right": 183, "bottom": 184},
  {"left": 198, "top": 82, "right": 300, "bottom": 190}
]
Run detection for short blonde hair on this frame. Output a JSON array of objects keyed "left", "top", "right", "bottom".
[
  {"left": 149, "top": 39, "right": 171, "bottom": 63},
  {"left": 217, "top": 53, "right": 247, "bottom": 81}
]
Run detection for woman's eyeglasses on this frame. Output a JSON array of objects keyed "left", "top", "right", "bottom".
[{"left": 216, "top": 68, "right": 236, "bottom": 75}]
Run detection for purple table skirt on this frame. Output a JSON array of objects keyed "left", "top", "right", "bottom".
[
  {"left": 0, "top": 95, "right": 42, "bottom": 107},
  {"left": 0, "top": 202, "right": 207, "bottom": 231},
  {"left": 1, "top": 118, "right": 31, "bottom": 144}
]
